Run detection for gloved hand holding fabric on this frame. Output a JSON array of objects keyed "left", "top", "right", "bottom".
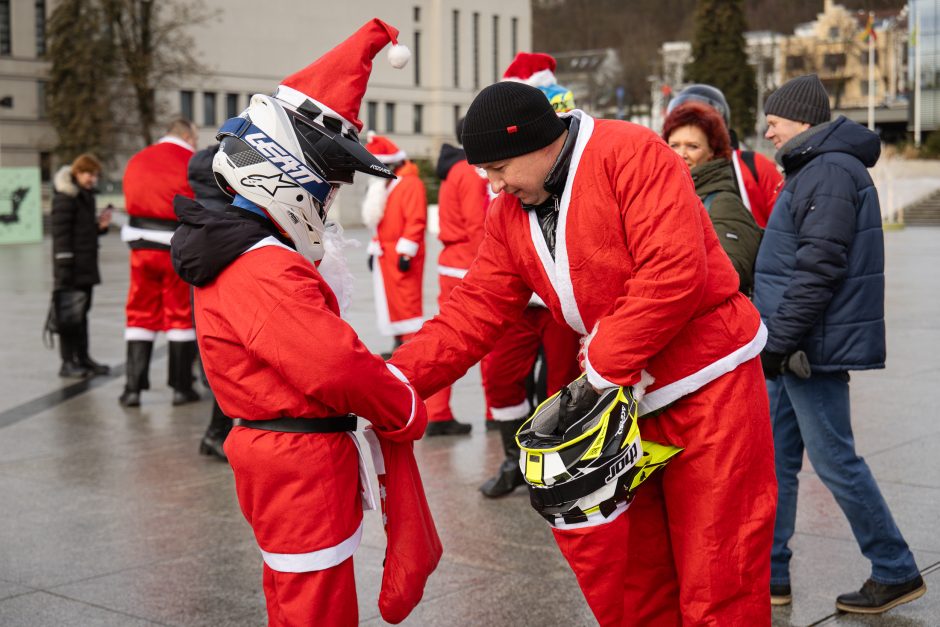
[{"left": 362, "top": 427, "right": 442, "bottom": 624}]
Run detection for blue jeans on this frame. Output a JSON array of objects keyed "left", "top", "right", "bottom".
[{"left": 768, "top": 371, "right": 919, "bottom": 585}]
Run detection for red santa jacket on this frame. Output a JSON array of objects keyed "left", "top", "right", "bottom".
[
  {"left": 437, "top": 159, "right": 489, "bottom": 276},
  {"left": 374, "top": 161, "right": 427, "bottom": 259},
  {"left": 122, "top": 137, "right": 195, "bottom": 247},
  {"left": 391, "top": 113, "right": 765, "bottom": 415},
  {"left": 733, "top": 148, "right": 782, "bottom": 228},
  {"left": 194, "top": 242, "right": 425, "bottom": 439}
]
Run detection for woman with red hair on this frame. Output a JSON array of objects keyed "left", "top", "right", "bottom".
[{"left": 664, "top": 102, "right": 762, "bottom": 294}]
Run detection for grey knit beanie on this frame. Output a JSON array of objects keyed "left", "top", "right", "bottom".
[{"left": 764, "top": 74, "right": 831, "bottom": 126}]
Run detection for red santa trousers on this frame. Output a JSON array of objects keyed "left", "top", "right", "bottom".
[
  {"left": 552, "top": 358, "right": 776, "bottom": 626},
  {"left": 481, "top": 306, "right": 581, "bottom": 421},
  {"left": 225, "top": 428, "right": 363, "bottom": 627},
  {"left": 125, "top": 249, "right": 194, "bottom": 338}
]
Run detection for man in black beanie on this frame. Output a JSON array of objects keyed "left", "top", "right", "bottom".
[
  {"left": 755, "top": 74, "right": 925, "bottom": 613},
  {"left": 390, "top": 80, "right": 777, "bottom": 624}
]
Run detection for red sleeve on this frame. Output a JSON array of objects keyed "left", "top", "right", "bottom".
[
  {"left": 755, "top": 152, "right": 783, "bottom": 227},
  {"left": 393, "top": 176, "right": 427, "bottom": 257},
  {"left": 390, "top": 203, "right": 531, "bottom": 397},
  {"left": 246, "top": 284, "right": 427, "bottom": 441},
  {"left": 583, "top": 140, "right": 708, "bottom": 389}
]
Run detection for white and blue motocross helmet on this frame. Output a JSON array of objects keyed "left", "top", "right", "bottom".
[{"left": 211, "top": 90, "right": 394, "bottom": 263}]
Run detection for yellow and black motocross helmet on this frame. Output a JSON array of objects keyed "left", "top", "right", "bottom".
[{"left": 516, "top": 378, "right": 682, "bottom": 527}]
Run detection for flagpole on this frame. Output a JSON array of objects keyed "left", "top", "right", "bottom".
[
  {"left": 915, "top": 9, "right": 922, "bottom": 147},
  {"left": 868, "top": 12, "right": 875, "bottom": 131}
]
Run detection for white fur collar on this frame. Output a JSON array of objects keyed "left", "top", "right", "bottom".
[{"left": 53, "top": 166, "right": 79, "bottom": 197}]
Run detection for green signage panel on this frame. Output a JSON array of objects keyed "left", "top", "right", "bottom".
[{"left": 0, "top": 167, "right": 42, "bottom": 245}]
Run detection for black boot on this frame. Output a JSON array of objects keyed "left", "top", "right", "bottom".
[
  {"left": 58, "top": 328, "right": 91, "bottom": 378},
  {"left": 169, "top": 340, "right": 200, "bottom": 405},
  {"left": 76, "top": 319, "right": 110, "bottom": 376},
  {"left": 119, "top": 340, "right": 153, "bottom": 407},
  {"left": 480, "top": 419, "right": 526, "bottom": 498},
  {"left": 199, "top": 401, "right": 232, "bottom": 461}
]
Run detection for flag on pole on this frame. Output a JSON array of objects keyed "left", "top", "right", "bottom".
[{"left": 860, "top": 13, "right": 878, "bottom": 42}]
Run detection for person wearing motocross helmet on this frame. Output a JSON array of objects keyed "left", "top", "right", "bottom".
[{"left": 170, "top": 19, "right": 440, "bottom": 626}]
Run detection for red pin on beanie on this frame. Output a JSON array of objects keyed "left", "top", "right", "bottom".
[{"left": 273, "top": 18, "right": 411, "bottom": 133}]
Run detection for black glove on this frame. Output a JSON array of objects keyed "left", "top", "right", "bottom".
[
  {"left": 367, "top": 255, "right": 374, "bottom": 272},
  {"left": 397, "top": 255, "right": 411, "bottom": 272},
  {"left": 760, "top": 350, "right": 786, "bottom": 380}
]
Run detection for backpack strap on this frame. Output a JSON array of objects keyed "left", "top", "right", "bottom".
[
  {"left": 702, "top": 191, "right": 718, "bottom": 212},
  {"left": 740, "top": 150, "right": 759, "bottom": 184}
]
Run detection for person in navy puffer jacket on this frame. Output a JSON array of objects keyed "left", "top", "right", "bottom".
[{"left": 755, "top": 74, "right": 925, "bottom": 615}]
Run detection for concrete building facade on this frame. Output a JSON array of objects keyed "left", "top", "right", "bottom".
[{"left": 0, "top": 0, "right": 530, "bottom": 220}]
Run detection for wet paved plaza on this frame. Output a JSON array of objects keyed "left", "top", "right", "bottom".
[{"left": 1, "top": 225, "right": 938, "bottom": 626}]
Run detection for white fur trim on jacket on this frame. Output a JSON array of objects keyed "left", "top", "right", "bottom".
[
  {"left": 157, "top": 135, "right": 195, "bottom": 152},
  {"left": 53, "top": 166, "right": 78, "bottom": 197},
  {"left": 636, "top": 322, "right": 767, "bottom": 415},
  {"left": 395, "top": 237, "right": 420, "bottom": 257},
  {"left": 526, "top": 110, "right": 593, "bottom": 335},
  {"left": 261, "top": 521, "right": 362, "bottom": 573},
  {"left": 437, "top": 265, "right": 468, "bottom": 279}
]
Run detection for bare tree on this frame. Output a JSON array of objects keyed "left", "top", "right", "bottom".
[
  {"left": 102, "top": 0, "right": 212, "bottom": 146},
  {"left": 47, "top": 0, "right": 211, "bottom": 162}
]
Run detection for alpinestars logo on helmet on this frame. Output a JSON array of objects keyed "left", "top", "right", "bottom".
[{"left": 244, "top": 131, "right": 325, "bottom": 188}]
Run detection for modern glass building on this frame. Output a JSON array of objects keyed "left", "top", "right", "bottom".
[{"left": 912, "top": 0, "right": 940, "bottom": 132}]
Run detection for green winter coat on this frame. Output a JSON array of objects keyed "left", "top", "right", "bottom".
[{"left": 691, "top": 158, "right": 762, "bottom": 295}]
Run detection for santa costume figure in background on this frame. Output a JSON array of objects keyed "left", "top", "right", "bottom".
[
  {"left": 119, "top": 118, "right": 200, "bottom": 408},
  {"left": 362, "top": 134, "right": 428, "bottom": 352},
  {"left": 170, "top": 19, "right": 440, "bottom": 626}
]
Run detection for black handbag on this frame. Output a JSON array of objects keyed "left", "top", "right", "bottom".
[{"left": 43, "top": 289, "right": 89, "bottom": 348}]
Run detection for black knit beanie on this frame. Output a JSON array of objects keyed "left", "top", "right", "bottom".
[
  {"left": 764, "top": 74, "right": 831, "bottom": 126},
  {"left": 461, "top": 82, "right": 566, "bottom": 164}
]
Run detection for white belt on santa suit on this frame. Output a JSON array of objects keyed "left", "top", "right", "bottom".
[{"left": 259, "top": 431, "right": 378, "bottom": 573}]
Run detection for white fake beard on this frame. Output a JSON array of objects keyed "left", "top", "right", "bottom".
[
  {"left": 317, "top": 221, "right": 359, "bottom": 317},
  {"left": 360, "top": 176, "right": 389, "bottom": 229}
]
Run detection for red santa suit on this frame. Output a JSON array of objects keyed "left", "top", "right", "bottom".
[
  {"left": 732, "top": 148, "right": 783, "bottom": 228},
  {"left": 191, "top": 236, "right": 433, "bottom": 627},
  {"left": 363, "top": 137, "right": 427, "bottom": 339},
  {"left": 121, "top": 136, "right": 195, "bottom": 341},
  {"left": 391, "top": 112, "right": 777, "bottom": 624}
]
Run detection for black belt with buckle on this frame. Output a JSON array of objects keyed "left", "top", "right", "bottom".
[{"left": 233, "top": 415, "right": 357, "bottom": 433}]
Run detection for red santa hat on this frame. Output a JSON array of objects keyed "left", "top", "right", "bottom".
[
  {"left": 502, "top": 52, "right": 559, "bottom": 89},
  {"left": 365, "top": 132, "right": 407, "bottom": 164},
  {"left": 272, "top": 18, "right": 410, "bottom": 133}
]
